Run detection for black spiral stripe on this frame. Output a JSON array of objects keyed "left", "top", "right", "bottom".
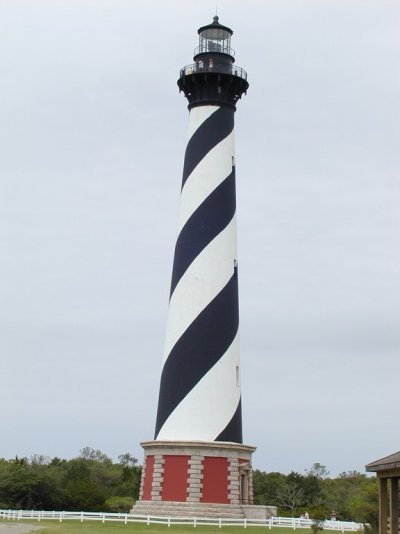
[
  {"left": 216, "top": 398, "right": 243, "bottom": 443},
  {"left": 155, "top": 272, "right": 239, "bottom": 439},
  {"left": 181, "top": 106, "right": 234, "bottom": 189},
  {"left": 169, "top": 171, "right": 235, "bottom": 298}
]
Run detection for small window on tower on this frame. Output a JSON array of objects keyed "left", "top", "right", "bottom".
[
  {"left": 236, "top": 365, "right": 240, "bottom": 386},
  {"left": 232, "top": 156, "right": 235, "bottom": 167}
]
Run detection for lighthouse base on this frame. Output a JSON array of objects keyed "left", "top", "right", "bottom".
[
  {"left": 131, "top": 500, "right": 276, "bottom": 519},
  {"left": 131, "top": 440, "right": 275, "bottom": 519}
]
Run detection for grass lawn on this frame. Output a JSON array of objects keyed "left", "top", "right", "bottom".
[{"left": 0, "top": 520, "right": 304, "bottom": 534}]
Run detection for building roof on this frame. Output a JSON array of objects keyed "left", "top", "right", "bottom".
[{"left": 366, "top": 451, "right": 400, "bottom": 472}]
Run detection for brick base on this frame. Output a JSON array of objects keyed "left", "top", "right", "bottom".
[{"left": 132, "top": 440, "right": 274, "bottom": 518}]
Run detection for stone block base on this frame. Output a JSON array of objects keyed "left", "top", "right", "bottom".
[
  {"left": 241, "top": 504, "right": 277, "bottom": 519},
  {"left": 131, "top": 500, "right": 276, "bottom": 519}
]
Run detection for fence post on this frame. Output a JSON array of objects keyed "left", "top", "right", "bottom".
[
  {"left": 124, "top": 514, "right": 127, "bottom": 525},
  {"left": 193, "top": 517, "right": 197, "bottom": 528},
  {"left": 167, "top": 516, "right": 171, "bottom": 527},
  {"left": 147, "top": 515, "right": 150, "bottom": 526},
  {"left": 244, "top": 518, "right": 247, "bottom": 529},
  {"left": 219, "top": 518, "right": 222, "bottom": 529}
]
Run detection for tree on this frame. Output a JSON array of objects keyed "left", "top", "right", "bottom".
[
  {"left": 276, "top": 482, "right": 305, "bottom": 514},
  {"left": 103, "top": 496, "right": 134, "bottom": 513},
  {"left": 0, "top": 459, "right": 66, "bottom": 509},
  {"left": 29, "top": 454, "right": 51, "bottom": 466},
  {"left": 118, "top": 453, "right": 138, "bottom": 467},
  {"left": 63, "top": 458, "right": 107, "bottom": 511},
  {"left": 252, "top": 470, "right": 286, "bottom": 506},
  {"left": 322, "top": 471, "right": 374, "bottom": 521},
  {"left": 306, "top": 463, "right": 330, "bottom": 480},
  {"left": 79, "top": 447, "right": 111, "bottom": 464},
  {"left": 347, "top": 477, "right": 379, "bottom": 532}
]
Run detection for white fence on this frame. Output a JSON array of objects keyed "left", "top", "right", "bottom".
[{"left": 0, "top": 509, "right": 363, "bottom": 531}]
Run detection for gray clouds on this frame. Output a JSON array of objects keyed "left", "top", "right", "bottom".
[{"left": 0, "top": 0, "right": 399, "bottom": 475}]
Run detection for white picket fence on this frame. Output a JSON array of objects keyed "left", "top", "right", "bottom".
[{"left": 0, "top": 509, "right": 363, "bottom": 531}]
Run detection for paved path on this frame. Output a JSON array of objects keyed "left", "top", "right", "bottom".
[{"left": 0, "top": 524, "right": 41, "bottom": 534}]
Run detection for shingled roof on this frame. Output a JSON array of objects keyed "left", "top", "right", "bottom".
[{"left": 366, "top": 451, "right": 400, "bottom": 472}]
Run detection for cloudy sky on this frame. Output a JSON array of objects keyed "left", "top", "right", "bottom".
[{"left": 1, "top": 0, "right": 399, "bottom": 477}]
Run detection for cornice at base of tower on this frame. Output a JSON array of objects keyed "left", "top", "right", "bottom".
[{"left": 141, "top": 439, "right": 256, "bottom": 455}]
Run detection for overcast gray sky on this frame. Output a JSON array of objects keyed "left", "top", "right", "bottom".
[{"left": 1, "top": 0, "right": 399, "bottom": 476}]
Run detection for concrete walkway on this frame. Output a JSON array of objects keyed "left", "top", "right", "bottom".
[{"left": 0, "top": 524, "right": 41, "bottom": 534}]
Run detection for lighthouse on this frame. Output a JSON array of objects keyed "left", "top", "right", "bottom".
[{"left": 133, "top": 17, "right": 270, "bottom": 519}]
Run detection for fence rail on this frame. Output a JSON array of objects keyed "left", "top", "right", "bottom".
[{"left": 0, "top": 509, "right": 363, "bottom": 531}]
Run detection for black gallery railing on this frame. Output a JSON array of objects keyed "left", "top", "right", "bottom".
[{"left": 179, "top": 63, "right": 248, "bottom": 80}]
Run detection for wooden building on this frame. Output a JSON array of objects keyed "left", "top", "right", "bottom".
[{"left": 366, "top": 451, "right": 400, "bottom": 534}]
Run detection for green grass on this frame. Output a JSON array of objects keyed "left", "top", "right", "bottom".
[{"left": 0, "top": 519, "right": 301, "bottom": 534}]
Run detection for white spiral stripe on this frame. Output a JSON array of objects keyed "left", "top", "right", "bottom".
[
  {"left": 163, "top": 216, "right": 237, "bottom": 362},
  {"left": 178, "top": 131, "right": 235, "bottom": 233},
  {"left": 186, "top": 105, "right": 219, "bottom": 141},
  {"left": 157, "top": 334, "right": 240, "bottom": 441}
]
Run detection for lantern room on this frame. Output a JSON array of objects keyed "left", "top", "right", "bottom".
[{"left": 195, "top": 15, "right": 234, "bottom": 58}]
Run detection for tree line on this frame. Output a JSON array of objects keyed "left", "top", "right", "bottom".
[
  {"left": 0, "top": 450, "right": 378, "bottom": 528},
  {"left": 0, "top": 448, "right": 141, "bottom": 513},
  {"left": 253, "top": 463, "right": 378, "bottom": 528}
]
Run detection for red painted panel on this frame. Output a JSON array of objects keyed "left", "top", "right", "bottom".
[
  {"left": 201, "top": 456, "right": 229, "bottom": 504},
  {"left": 161, "top": 455, "right": 189, "bottom": 502},
  {"left": 142, "top": 455, "right": 154, "bottom": 501}
]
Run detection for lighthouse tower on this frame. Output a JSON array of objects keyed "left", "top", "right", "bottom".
[{"left": 133, "top": 17, "right": 268, "bottom": 519}]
